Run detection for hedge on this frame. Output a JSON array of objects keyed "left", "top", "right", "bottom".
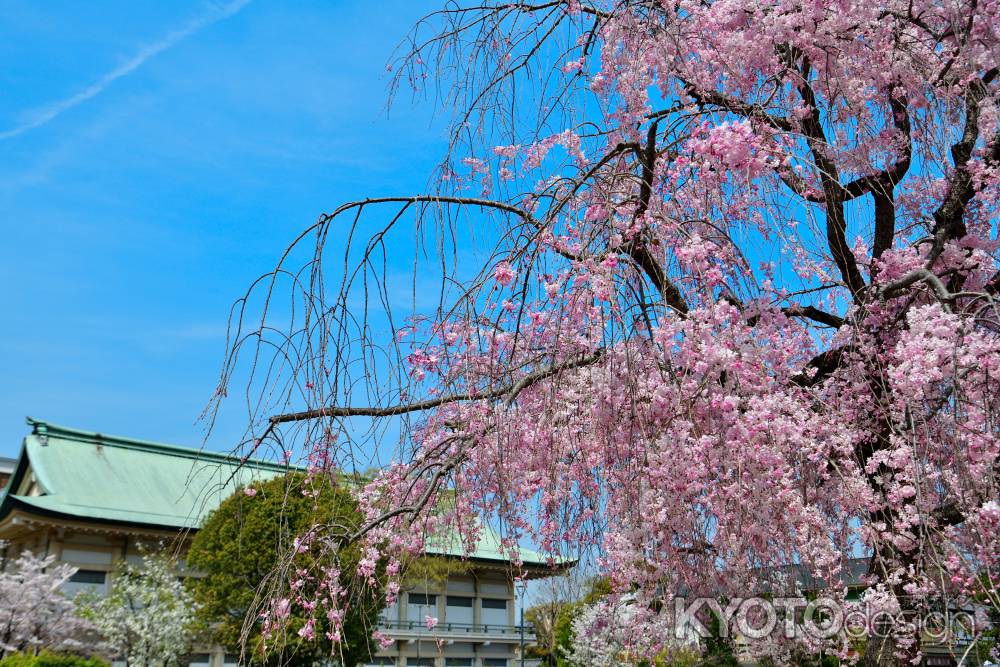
[{"left": 0, "top": 653, "right": 109, "bottom": 667}]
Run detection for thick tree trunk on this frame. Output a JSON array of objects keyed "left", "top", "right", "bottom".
[
  {"left": 862, "top": 549, "right": 923, "bottom": 667},
  {"left": 864, "top": 632, "right": 903, "bottom": 667}
]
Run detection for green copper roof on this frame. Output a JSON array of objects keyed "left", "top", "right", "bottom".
[
  {"left": 0, "top": 418, "right": 562, "bottom": 569},
  {"left": 1, "top": 418, "right": 288, "bottom": 530}
]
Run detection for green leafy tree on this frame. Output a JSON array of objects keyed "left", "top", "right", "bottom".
[
  {"left": 187, "top": 473, "right": 384, "bottom": 667},
  {"left": 701, "top": 607, "right": 740, "bottom": 667},
  {"left": 552, "top": 602, "right": 580, "bottom": 667},
  {"left": 79, "top": 554, "right": 198, "bottom": 667},
  {"left": 525, "top": 601, "right": 563, "bottom": 666}
]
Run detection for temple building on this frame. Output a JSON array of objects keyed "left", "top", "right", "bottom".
[{"left": 0, "top": 418, "right": 567, "bottom": 667}]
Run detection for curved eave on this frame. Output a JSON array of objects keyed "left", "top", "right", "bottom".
[
  {"left": 0, "top": 494, "right": 191, "bottom": 537},
  {"left": 0, "top": 501, "right": 575, "bottom": 578},
  {"left": 425, "top": 550, "right": 577, "bottom": 578},
  {"left": 0, "top": 495, "right": 577, "bottom": 577}
]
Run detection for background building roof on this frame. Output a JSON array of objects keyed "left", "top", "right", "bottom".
[
  {"left": 0, "top": 418, "right": 562, "bottom": 569},
  {"left": 0, "top": 455, "right": 16, "bottom": 491}
]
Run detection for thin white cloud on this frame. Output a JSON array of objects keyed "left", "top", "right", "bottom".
[{"left": 0, "top": 0, "right": 251, "bottom": 141}]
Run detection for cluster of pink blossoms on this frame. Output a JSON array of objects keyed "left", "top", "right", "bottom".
[{"left": 230, "top": 0, "right": 1000, "bottom": 663}]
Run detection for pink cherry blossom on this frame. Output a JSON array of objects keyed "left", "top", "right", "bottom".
[
  {"left": 214, "top": 2, "right": 1000, "bottom": 664},
  {"left": 493, "top": 261, "right": 516, "bottom": 286},
  {"left": 297, "top": 619, "right": 315, "bottom": 641}
]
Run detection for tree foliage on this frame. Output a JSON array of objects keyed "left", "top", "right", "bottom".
[
  {"left": 524, "top": 601, "right": 564, "bottom": 666},
  {"left": 79, "top": 553, "right": 198, "bottom": 667},
  {"left": 187, "top": 473, "right": 384, "bottom": 666},
  {"left": 209, "top": 1, "right": 1000, "bottom": 665},
  {"left": 0, "top": 549, "right": 96, "bottom": 659}
]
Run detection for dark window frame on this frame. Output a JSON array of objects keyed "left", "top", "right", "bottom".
[
  {"left": 408, "top": 593, "right": 437, "bottom": 606},
  {"left": 69, "top": 569, "right": 107, "bottom": 584},
  {"left": 481, "top": 597, "right": 508, "bottom": 610}
]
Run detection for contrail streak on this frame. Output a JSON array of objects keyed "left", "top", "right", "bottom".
[{"left": 0, "top": 0, "right": 251, "bottom": 141}]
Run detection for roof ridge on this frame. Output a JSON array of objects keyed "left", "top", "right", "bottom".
[{"left": 26, "top": 417, "right": 292, "bottom": 474}]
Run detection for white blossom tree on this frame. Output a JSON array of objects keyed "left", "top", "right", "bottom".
[
  {"left": 0, "top": 548, "right": 97, "bottom": 658},
  {"left": 82, "top": 554, "right": 199, "bottom": 667},
  {"left": 565, "top": 599, "right": 632, "bottom": 667},
  {"left": 566, "top": 595, "right": 699, "bottom": 667}
]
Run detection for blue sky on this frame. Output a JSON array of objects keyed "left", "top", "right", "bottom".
[{"left": 0, "top": 0, "right": 447, "bottom": 458}]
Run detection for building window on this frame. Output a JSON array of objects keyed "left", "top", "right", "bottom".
[
  {"left": 364, "top": 658, "right": 396, "bottom": 667},
  {"left": 186, "top": 655, "right": 211, "bottom": 667},
  {"left": 445, "top": 659, "right": 473, "bottom": 667},
  {"left": 380, "top": 598, "right": 400, "bottom": 623},
  {"left": 407, "top": 659, "right": 435, "bottom": 667},
  {"left": 63, "top": 569, "right": 107, "bottom": 597},
  {"left": 446, "top": 596, "right": 474, "bottom": 625},
  {"left": 407, "top": 593, "right": 437, "bottom": 625},
  {"left": 223, "top": 654, "right": 240, "bottom": 666},
  {"left": 480, "top": 598, "right": 508, "bottom": 626},
  {"left": 409, "top": 593, "right": 436, "bottom": 606},
  {"left": 483, "top": 660, "right": 508, "bottom": 667},
  {"left": 481, "top": 598, "right": 508, "bottom": 609}
]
